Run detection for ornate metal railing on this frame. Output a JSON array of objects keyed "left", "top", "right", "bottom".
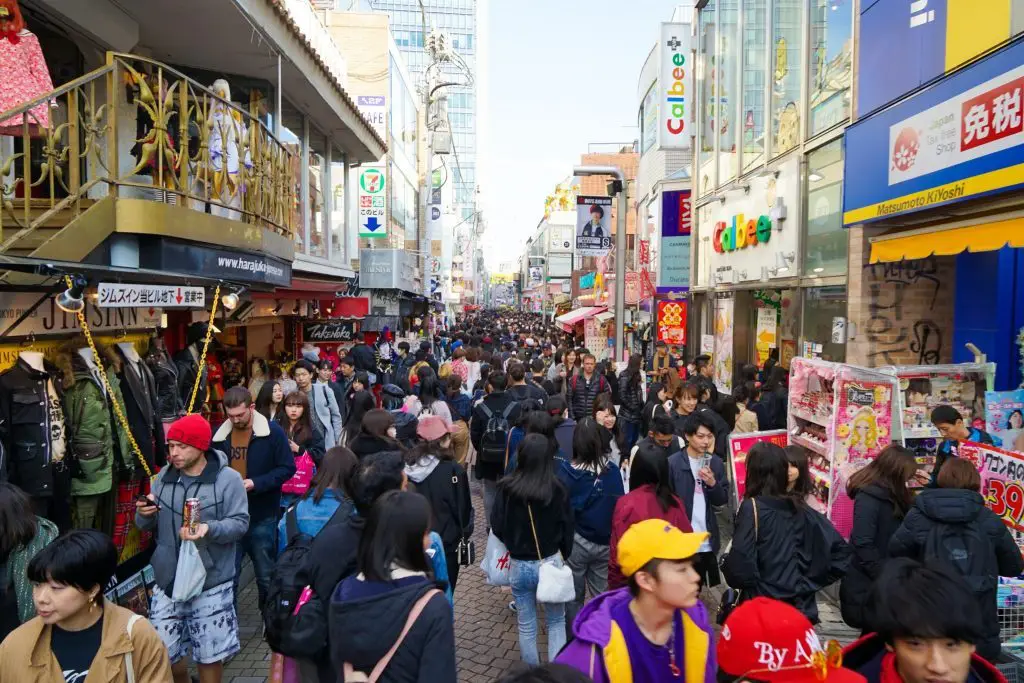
[{"left": 0, "top": 52, "right": 296, "bottom": 252}]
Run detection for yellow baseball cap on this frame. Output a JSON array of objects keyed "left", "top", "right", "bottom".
[{"left": 618, "top": 520, "right": 709, "bottom": 577}]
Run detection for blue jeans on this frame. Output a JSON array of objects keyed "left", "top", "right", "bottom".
[
  {"left": 622, "top": 419, "right": 642, "bottom": 454},
  {"left": 510, "top": 557, "right": 567, "bottom": 666},
  {"left": 234, "top": 516, "right": 277, "bottom": 612}
]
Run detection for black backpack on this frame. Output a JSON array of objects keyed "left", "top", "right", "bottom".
[
  {"left": 922, "top": 520, "right": 996, "bottom": 595},
  {"left": 479, "top": 403, "right": 516, "bottom": 464},
  {"left": 264, "top": 504, "right": 346, "bottom": 658},
  {"left": 0, "top": 560, "right": 21, "bottom": 643}
]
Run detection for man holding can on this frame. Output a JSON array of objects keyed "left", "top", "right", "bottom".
[{"left": 136, "top": 412, "right": 250, "bottom": 683}]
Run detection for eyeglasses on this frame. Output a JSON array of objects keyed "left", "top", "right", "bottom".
[{"left": 733, "top": 640, "right": 843, "bottom": 682}]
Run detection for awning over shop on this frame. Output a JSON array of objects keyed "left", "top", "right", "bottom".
[
  {"left": 555, "top": 306, "right": 607, "bottom": 332},
  {"left": 595, "top": 311, "right": 616, "bottom": 324},
  {"left": 870, "top": 216, "right": 1024, "bottom": 263}
]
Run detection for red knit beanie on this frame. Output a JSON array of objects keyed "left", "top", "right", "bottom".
[{"left": 167, "top": 414, "right": 212, "bottom": 452}]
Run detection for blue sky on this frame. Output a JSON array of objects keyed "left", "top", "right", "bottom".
[{"left": 479, "top": 1, "right": 673, "bottom": 270}]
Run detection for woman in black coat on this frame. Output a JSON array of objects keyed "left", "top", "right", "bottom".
[{"left": 839, "top": 445, "right": 921, "bottom": 631}]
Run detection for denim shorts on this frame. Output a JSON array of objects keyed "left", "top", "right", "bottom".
[{"left": 150, "top": 581, "right": 240, "bottom": 665}]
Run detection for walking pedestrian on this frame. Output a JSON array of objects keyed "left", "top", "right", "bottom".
[
  {"left": 255, "top": 380, "right": 284, "bottom": 422},
  {"left": 0, "top": 529, "right": 173, "bottom": 682},
  {"left": 317, "top": 359, "right": 346, "bottom": 417},
  {"left": 339, "top": 390, "right": 376, "bottom": 448},
  {"left": 349, "top": 409, "right": 401, "bottom": 459},
  {"left": 565, "top": 354, "right": 610, "bottom": 421},
  {"left": 491, "top": 434, "right": 574, "bottom": 665},
  {"left": 212, "top": 386, "right": 296, "bottom": 612},
  {"left": 0, "top": 481, "right": 57, "bottom": 633},
  {"left": 471, "top": 371, "right": 521, "bottom": 524},
  {"left": 293, "top": 360, "right": 343, "bottom": 449},
  {"left": 277, "top": 445, "right": 357, "bottom": 552},
  {"left": 732, "top": 384, "right": 760, "bottom": 433},
  {"left": 929, "top": 405, "right": 996, "bottom": 486},
  {"left": 136, "top": 413, "right": 249, "bottom": 683},
  {"left": 785, "top": 445, "right": 827, "bottom": 514},
  {"left": 618, "top": 354, "right": 645, "bottom": 453},
  {"left": 276, "top": 390, "right": 326, "bottom": 465},
  {"left": 556, "top": 417, "right": 625, "bottom": 628}
]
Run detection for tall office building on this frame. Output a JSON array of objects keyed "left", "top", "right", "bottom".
[{"left": 348, "top": 0, "right": 479, "bottom": 225}]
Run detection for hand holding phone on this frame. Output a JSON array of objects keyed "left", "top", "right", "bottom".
[{"left": 135, "top": 494, "right": 159, "bottom": 517}]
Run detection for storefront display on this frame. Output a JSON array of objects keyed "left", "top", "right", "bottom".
[
  {"left": 788, "top": 357, "right": 898, "bottom": 536},
  {"left": 728, "top": 430, "right": 788, "bottom": 507}
]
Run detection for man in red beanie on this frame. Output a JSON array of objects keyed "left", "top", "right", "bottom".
[{"left": 136, "top": 412, "right": 249, "bottom": 683}]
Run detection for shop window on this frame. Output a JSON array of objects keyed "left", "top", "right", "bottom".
[
  {"left": 804, "top": 139, "right": 847, "bottom": 277},
  {"left": 718, "top": 2, "right": 739, "bottom": 184},
  {"left": 697, "top": 1, "right": 717, "bottom": 195},
  {"left": 741, "top": 0, "right": 768, "bottom": 174},
  {"left": 771, "top": 0, "right": 803, "bottom": 157},
  {"left": 308, "top": 130, "right": 327, "bottom": 259},
  {"left": 802, "top": 286, "right": 847, "bottom": 362},
  {"left": 330, "top": 154, "right": 346, "bottom": 263},
  {"left": 809, "top": 0, "right": 853, "bottom": 136},
  {"left": 639, "top": 83, "right": 658, "bottom": 154}
]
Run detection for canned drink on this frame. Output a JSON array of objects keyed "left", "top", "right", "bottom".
[{"left": 183, "top": 498, "right": 201, "bottom": 534}]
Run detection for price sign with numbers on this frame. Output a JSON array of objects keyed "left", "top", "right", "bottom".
[{"left": 963, "top": 441, "right": 1024, "bottom": 555}]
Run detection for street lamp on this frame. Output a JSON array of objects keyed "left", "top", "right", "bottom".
[{"left": 574, "top": 165, "right": 626, "bottom": 362}]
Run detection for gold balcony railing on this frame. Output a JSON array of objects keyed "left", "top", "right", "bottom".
[{"left": 0, "top": 52, "right": 297, "bottom": 254}]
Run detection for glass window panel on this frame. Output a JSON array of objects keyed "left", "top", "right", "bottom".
[
  {"left": 804, "top": 139, "right": 847, "bottom": 277},
  {"left": 697, "top": 2, "right": 716, "bottom": 195},
  {"left": 802, "top": 286, "right": 847, "bottom": 361},
  {"left": 331, "top": 156, "right": 346, "bottom": 263},
  {"left": 308, "top": 131, "right": 327, "bottom": 258},
  {"left": 771, "top": 0, "right": 803, "bottom": 156},
  {"left": 809, "top": 0, "right": 853, "bottom": 136},
  {"left": 718, "top": 2, "right": 739, "bottom": 184},
  {"left": 741, "top": 0, "right": 767, "bottom": 173}
]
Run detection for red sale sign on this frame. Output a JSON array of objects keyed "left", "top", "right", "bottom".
[{"left": 961, "top": 440, "right": 1024, "bottom": 555}]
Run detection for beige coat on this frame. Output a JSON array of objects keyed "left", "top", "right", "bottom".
[{"left": 0, "top": 600, "right": 173, "bottom": 683}]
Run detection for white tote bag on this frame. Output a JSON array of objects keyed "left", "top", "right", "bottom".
[
  {"left": 481, "top": 530, "right": 511, "bottom": 587},
  {"left": 528, "top": 505, "right": 575, "bottom": 604},
  {"left": 172, "top": 540, "right": 207, "bottom": 601}
]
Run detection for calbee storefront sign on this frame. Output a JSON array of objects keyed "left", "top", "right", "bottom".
[
  {"left": 697, "top": 157, "right": 798, "bottom": 287},
  {"left": 658, "top": 22, "right": 692, "bottom": 150}
]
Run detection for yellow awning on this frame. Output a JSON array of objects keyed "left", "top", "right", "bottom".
[{"left": 870, "top": 216, "right": 1024, "bottom": 263}]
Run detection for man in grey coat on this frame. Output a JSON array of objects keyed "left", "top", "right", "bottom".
[
  {"left": 136, "top": 413, "right": 249, "bottom": 683},
  {"left": 292, "top": 359, "right": 343, "bottom": 448}
]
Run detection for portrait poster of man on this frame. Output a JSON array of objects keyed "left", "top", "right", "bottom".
[{"left": 576, "top": 196, "right": 612, "bottom": 257}]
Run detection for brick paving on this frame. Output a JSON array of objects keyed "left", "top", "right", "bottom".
[{"left": 225, "top": 485, "right": 857, "bottom": 682}]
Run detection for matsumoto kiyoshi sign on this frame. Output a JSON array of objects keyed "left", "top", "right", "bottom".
[{"left": 658, "top": 22, "right": 692, "bottom": 151}]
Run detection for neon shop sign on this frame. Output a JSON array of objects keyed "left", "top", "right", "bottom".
[{"left": 713, "top": 213, "right": 772, "bottom": 253}]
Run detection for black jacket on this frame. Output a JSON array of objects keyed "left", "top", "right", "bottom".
[
  {"left": 349, "top": 433, "right": 401, "bottom": 460},
  {"left": 678, "top": 405, "right": 730, "bottom": 461},
  {"left": 0, "top": 357, "right": 65, "bottom": 498},
  {"left": 144, "top": 347, "right": 183, "bottom": 420},
  {"left": 758, "top": 389, "right": 788, "bottom": 431},
  {"left": 330, "top": 576, "right": 456, "bottom": 683},
  {"left": 308, "top": 513, "right": 364, "bottom": 604},
  {"left": 667, "top": 450, "right": 730, "bottom": 553},
  {"left": 490, "top": 483, "right": 574, "bottom": 562},
  {"left": 350, "top": 343, "right": 378, "bottom": 374},
  {"left": 173, "top": 346, "right": 206, "bottom": 411},
  {"left": 565, "top": 372, "right": 610, "bottom": 421},
  {"left": 618, "top": 373, "right": 644, "bottom": 423},
  {"left": 839, "top": 485, "right": 905, "bottom": 630},
  {"left": 889, "top": 488, "right": 1024, "bottom": 660},
  {"left": 508, "top": 382, "right": 546, "bottom": 406},
  {"left": 722, "top": 496, "right": 851, "bottom": 623},
  {"left": 406, "top": 457, "right": 474, "bottom": 551},
  {"left": 470, "top": 391, "right": 521, "bottom": 481},
  {"left": 116, "top": 347, "right": 167, "bottom": 472}
]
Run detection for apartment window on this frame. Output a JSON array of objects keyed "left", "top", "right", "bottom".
[{"left": 308, "top": 129, "right": 327, "bottom": 259}]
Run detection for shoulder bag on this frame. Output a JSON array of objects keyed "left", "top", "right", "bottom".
[
  {"left": 527, "top": 504, "right": 575, "bottom": 604},
  {"left": 124, "top": 613, "right": 143, "bottom": 683},
  {"left": 452, "top": 470, "right": 475, "bottom": 567},
  {"left": 716, "top": 498, "right": 758, "bottom": 625}
]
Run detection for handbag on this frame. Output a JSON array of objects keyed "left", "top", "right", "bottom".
[
  {"left": 716, "top": 498, "right": 758, "bottom": 626},
  {"left": 452, "top": 472, "right": 475, "bottom": 567},
  {"left": 343, "top": 589, "right": 441, "bottom": 682},
  {"left": 527, "top": 504, "right": 575, "bottom": 604},
  {"left": 282, "top": 451, "right": 315, "bottom": 495}
]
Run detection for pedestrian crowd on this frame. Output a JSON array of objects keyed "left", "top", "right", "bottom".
[{"left": 0, "top": 310, "right": 1018, "bottom": 683}]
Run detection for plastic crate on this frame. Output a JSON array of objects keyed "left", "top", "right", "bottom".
[
  {"left": 998, "top": 661, "right": 1024, "bottom": 683},
  {"left": 1000, "top": 579, "right": 1024, "bottom": 649}
]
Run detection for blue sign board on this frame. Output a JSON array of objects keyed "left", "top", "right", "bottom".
[{"left": 658, "top": 189, "right": 691, "bottom": 293}]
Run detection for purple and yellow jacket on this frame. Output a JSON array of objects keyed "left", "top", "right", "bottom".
[{"left": 555, "top": 588, "right": 717, "bottom": 683}]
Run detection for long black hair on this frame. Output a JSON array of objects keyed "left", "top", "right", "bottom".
[
  {"left": 629, "top": 442, "right": 680, "bottom": 513},
  {"left": 784, "top": 445, "right": 815, "bottom": 507},
  {"left": 499, "top": 433, "right": 560, "bottom": 504},
  {"left": 417, "top": 366, "right": 443, "bottom": 408},
  {"left": 255, "top": 380, "right": 281, "bottom": 421},
  {"left": 342, "top": 390, "right": 377, "bottom": 445},
  {"left": 625, "top": 353, "right": 643, "bottom": 390},
  {"left": 572, "top": 417, "right": 608, "bottom": 471},
  {"left": 0, "top": 482, "right": 38, "bottom": 559},
  {"left": 744, "top": 442, "right": 791, "bottom": 499},
  {"left": 357, "top": 490, "right": 432, "bottom": 582}
]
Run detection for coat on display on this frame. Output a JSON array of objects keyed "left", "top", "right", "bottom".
[{"left": 115, "top": 344, "right": 167, "bottom": 472}]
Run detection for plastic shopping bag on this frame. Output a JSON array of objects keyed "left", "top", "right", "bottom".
[
  {"left": 480, "top": 530, "right": 511, "bottom": 587},
  {"left": 282, "top": 452, "right": 316, "bottom": 495},
  {"left": 536, "top": 554, "right": 575, "bottom": 604},
  {"left": 268, "top": 652, "right": 301, "bottom": 683},
  {"left": 171, "top": 539, "right": 207, "bottom": 601}
]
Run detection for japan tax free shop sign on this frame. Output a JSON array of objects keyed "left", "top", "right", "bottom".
[{"left": 843, "top": 41, "right": 1024, "bottom": 226}]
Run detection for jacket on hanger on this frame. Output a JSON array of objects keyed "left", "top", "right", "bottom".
[
  {"left": 62, "top": 356, "right": 131, "bottom": 496},
  {"left": 173, "top": 345, "right": 206, "bottom": 411},
  {"left": 145, "top": 344, "right": 183, "bottom": 420},
  {"left": 117, "top": 346, "right": 167, "bottom": 471},
  {"left": 0, "top": 357, "right": 64, "bottom": 497}
]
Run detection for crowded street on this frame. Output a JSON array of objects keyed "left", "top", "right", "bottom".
[{"left": 2, "top": 0, "right": 1024, "bottom": 682}]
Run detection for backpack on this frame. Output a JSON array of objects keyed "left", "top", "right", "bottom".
[
  {"left": 478, "top": 403, "right": 516, "bottom": 464},
  {"left": 0, "top": 561, "right": 20, "bottom": 643},
  {"left": 921, "top": 520, "right": 996, "bottom": 595},
  {"left": 570, "top": 374, "right": 607, "bottom": 394},
  {"left": 264, "top": 503, "right": 347, "bottom": 658}
]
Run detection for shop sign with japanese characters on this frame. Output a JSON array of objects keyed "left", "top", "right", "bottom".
[{"left": 97, "top": 283, "right": 205, "bottom": 308}]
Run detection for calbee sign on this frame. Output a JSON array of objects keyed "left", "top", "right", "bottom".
[{"left": 658, "top": 22, "right": 692, "bottom": 150}]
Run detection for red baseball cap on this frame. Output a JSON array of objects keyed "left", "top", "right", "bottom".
[{"left": 717, "top": 598, "right": 865, "bottom": 682}]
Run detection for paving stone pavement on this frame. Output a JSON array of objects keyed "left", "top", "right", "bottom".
[{"left": 226, "top": 486, "right": 857, "bottom": 682}]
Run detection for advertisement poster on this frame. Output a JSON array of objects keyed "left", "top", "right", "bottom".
[
  {"left": 713, "top": 297, "right": 734, "bottom": 394},
  {"left": 656, "top": 300, "right": 687, "bottom": 346},
  {"left": 584, "top": 317, "right": 604, "bottom": 360},
  {"left": 357, "top": 165, "right": 387, "bottom": 239},
  {"left": 755, "top": 307, "right": 778, "bottom": 367},
  {"left": 729, "top": 430, "right": 788, "bottom": 507},
  {"left": 658, "top": 22, "right": 692, "bottom": 150},
  {"left": 576, "top": 196, "right": 613, "bottom": 257},
  {"left": 961, "top": 440, "right": 1024, "bottom": 556},
  {"left": 780, "top": 338, "right": 797, "bottom": 370},
  {"left": 986, "top": 389, "right": 1024, "bottom": 452},
  {"left": 659, "top": 189, "right": 692, "bottom": 293}
]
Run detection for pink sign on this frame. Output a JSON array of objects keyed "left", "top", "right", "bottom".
[
  {"left": 728, "top": 430, "right": 788, "bottom": 506},
  {"left": 961, "top": 440, "right": 1024, "bottom": 555}
]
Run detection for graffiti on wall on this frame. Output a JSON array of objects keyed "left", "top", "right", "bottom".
[{"left": 863, "top": 257, "right": 945, "bottom": 365}]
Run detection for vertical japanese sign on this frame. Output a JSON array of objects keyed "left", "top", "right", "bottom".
[
  {"left": 755, "top": 307, "right": 778, "bottom": 366},
  {"left": 358, "top": 165, "right": 387, "bottom": 239}
]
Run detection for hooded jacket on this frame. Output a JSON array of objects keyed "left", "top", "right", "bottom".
[
  {"left": 840, "top": 484, "right": 906, "bottom": 630},
  {"left": 555, "top": 588, "right": 716, "bottom": 683},
  {"left": 135, "top": 448, "right": 249, "bottom": 593},
  {"left": 608, "top": 485, "right": 692, "bottom": 590},
  {"left": 555, "top": 456, "right": 625, "bottom": 545},
  {"left": 843, "top": 633, "right": 1006, "bottom": 683},
  {"left": 888, "top": 488, "right": 1024, "bottom": 659},
  {"left": 212, "top": 410, "right": 296, "bottom": 524},
  {"left": 330, "top": 571, "right": 456, "bottom": 683},
  {"left": 721, "top": 495, "right": 851, "bottom": 623},
  {"left": 406, "top": 456, "right": 474, "bottom": 551}
]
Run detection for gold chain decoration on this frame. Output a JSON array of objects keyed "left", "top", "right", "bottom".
[
  {"left": 187, "top": 283, "right": 220, "bottom": 414},
  {"left": 63, "top": 276, "right": 153, "bottom": 479}
]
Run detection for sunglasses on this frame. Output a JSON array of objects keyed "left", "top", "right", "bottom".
[{"left": 733, "top": 640, "right": 843, "bottom": 682}]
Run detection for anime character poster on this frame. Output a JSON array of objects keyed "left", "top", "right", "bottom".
[{"left": 713, "top": 297, "right": 734, "bottom": 394}]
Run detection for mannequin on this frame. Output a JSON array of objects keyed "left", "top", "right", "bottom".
[
  {"left": 174, "top": 322, "right": 210, "bottom": 411},
  {"left": 0, "top": 1, "right": 55, "bottom": 134},
  {"left": 206, "top": 79, "right": 251, "bottom": 219},
  {"left": 145, "top": 335, "right": 183, "bottom": 421},
  {"left": 249, "top": 358, "right": 267, "bottom": 401},
  {"left": 116, "top": 341, "right": 166, "bottom": 471}
]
